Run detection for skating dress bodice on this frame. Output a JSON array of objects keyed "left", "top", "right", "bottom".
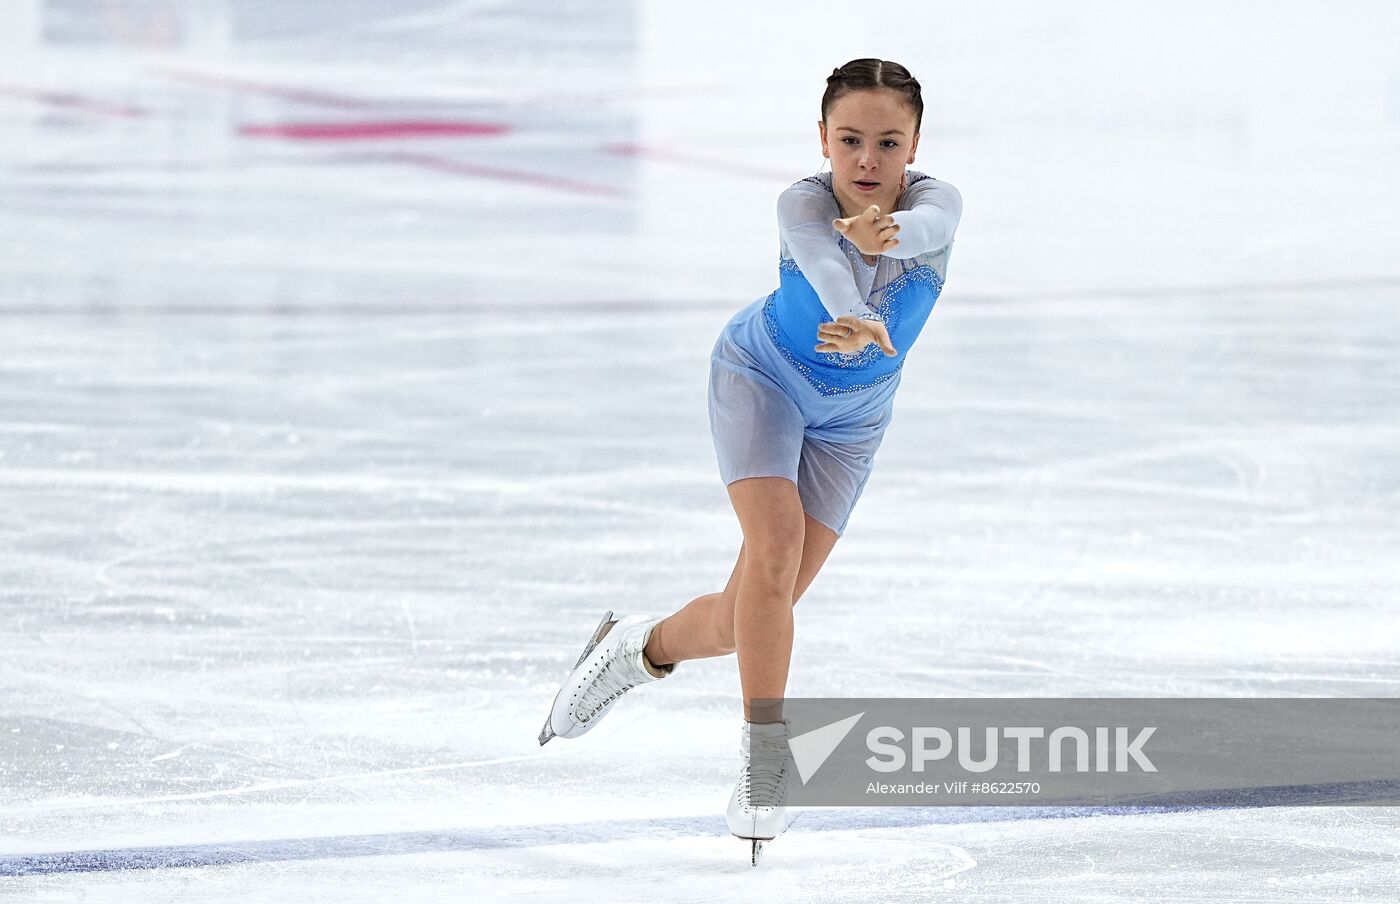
[{"left": 761, "top": 169, "right": 962, "bottom": 396}]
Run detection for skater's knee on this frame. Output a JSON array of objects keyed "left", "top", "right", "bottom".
[
  {"left": 728, "top": 477, "right": 804, "bottom": 554},
  {"left": 740, "top": 540, "right": 803, "bottom": 598}
]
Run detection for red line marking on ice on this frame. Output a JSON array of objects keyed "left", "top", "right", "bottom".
[
  {"left": 0, "top": 83, "right": 147, "bottom": 119},
  {"left": 151, "top": 66, "right": 375, "bottom": 109},
  {"left": 385, "top": 152, "right": 628, "bottom": 198},
  {"left": 239, "top": 121, "right": 510, "bottom": 141},
  {"left": 604, "top": 142, "right": 792, "bottom": 181}
]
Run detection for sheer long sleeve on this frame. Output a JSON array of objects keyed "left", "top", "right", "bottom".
[
  {"left": 776, "top": 184, "right": 876, "bottom": 323},
  {"left": 886, "top": 178, "right": 961, "bottom": 259}
]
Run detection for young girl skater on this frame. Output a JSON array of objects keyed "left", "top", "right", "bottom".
[{"left": 539, "top": 58, "right": 962, "bottom": 864}]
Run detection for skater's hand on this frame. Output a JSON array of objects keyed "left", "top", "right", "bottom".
[
  {"left": 815, "top": 315, "right": 897, "bottom": 356},
  {"left": 833, "top": 204, "right": 900, "bottom": 257}
]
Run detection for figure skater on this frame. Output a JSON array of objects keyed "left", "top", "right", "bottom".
[{"left": 539, "top": 58, "right": 962, "bottom": 864}]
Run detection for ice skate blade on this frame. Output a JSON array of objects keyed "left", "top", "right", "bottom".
[
  {"left": 751, "top": 839, "right": 763, "bottom": 865},
  {"left": 536, "top": 609, "right": 615, "bottom": 744},
  {"left": 573, "top": 609, "right": 617, "bottom": 669}
]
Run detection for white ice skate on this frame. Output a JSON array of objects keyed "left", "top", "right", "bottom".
[
  {"left": 726, "top": 719, "right": 793, "bottom": 866},
  {"left": 538, "top": 610, "right": 674, "bottom": 745}
]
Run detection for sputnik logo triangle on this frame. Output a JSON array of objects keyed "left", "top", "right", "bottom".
[{"left": 788, "top": 712, "right": 864, "bottom": 784}]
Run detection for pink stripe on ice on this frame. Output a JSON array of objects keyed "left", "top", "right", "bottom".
[
  {"left": 152, "top": 66, "right": 376, "bottom": 109},
  {"left": 0, "top": 83, "right": 148, "bottom": 119},
  {"left": 605, "top": 141, "right": 792, "bottom": 181},
  {"left": 239, "top": 120, "right": 510, "bottom": 141}
]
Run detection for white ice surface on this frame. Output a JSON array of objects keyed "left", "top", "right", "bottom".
[{"left": 2, "top": 0, "right": 1399, "bottom": 900}]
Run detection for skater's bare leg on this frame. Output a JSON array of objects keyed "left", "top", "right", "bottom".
[
  {"left": 642, "top": 547, "right": 745, "bottom": 665},
  {"left": 645, "top": 512, "right": 839, "bottom": 666},
  {"left": 726, "top": 476, "right": 806, "bottom": 723}
]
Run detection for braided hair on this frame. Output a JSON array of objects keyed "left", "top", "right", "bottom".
[{"left": 821, "top": 58, "right": 923, "bottom": 134}]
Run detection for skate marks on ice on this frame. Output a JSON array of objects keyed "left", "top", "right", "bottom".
[
  {"left": 0, "top": 803, "right": 1264, "bottom": 877},
  {"left": 0, "top": 813, "right": 976, "bottom": 880},
  {"left": 0, "top": 817, "right": 689, "bottom": 877},
  {"left": 0, "top": 714, "right": 563, "bottom": 815}
]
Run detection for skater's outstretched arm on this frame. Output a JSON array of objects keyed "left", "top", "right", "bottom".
[
  {"left": 776, "top": 184, "right": 882, "bottom": 324},
  {"left": 881, "top": 177, "right": 961, "bottom": 259}
]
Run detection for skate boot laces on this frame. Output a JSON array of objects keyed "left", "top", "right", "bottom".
[
  {"left": 575, "top": 643, "right": 645, "bottom": 723},
  {"left": 739, "top": 726, "right": 791, "bottom": 810}
]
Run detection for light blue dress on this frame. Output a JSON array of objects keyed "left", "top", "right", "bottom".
[{"left": 709, "top": 168, "right": 962, "bottom": 536}]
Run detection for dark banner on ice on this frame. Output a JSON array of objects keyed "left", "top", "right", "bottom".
[{"left": 750, "top": 698, "right": 1400, "bottom": 807}]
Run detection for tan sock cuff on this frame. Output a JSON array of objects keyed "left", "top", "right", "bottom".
[{"left": 643, "top": 621, "right": 675, "bottom": 674}]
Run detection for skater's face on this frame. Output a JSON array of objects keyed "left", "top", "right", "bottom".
[{"left": 819, "top": 88, "right": 920, "bottom": 218}]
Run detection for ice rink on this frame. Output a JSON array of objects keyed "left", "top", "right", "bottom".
[{"left": 3, "top": 0, "right": 1400, "bottom": 900}]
